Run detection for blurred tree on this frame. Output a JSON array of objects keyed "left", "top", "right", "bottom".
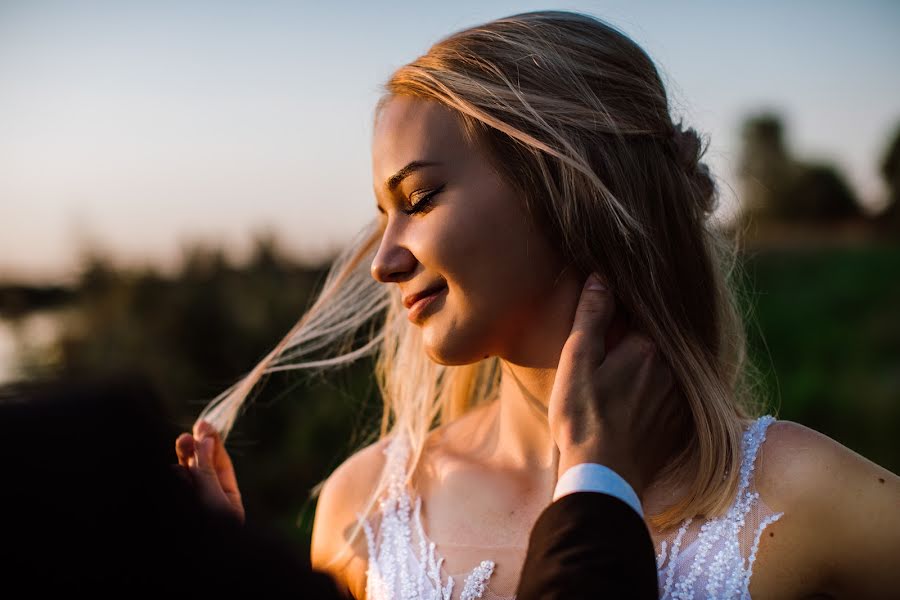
[
  {"left": 783, "top": 163, "right": 860, "bottom": 221},
  {"left": 737, "top": 112, "right": 862, "bottom": 225},
  {"left": 876, "top": 123, "right": 900, "bottom": 230},
  {"left": 736, "top": 114, "right": 797, "bottom": 219}
]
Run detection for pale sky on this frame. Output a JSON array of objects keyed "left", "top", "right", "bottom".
[{"left": 2, "top": 0, "right": 898, "bottom": 283}]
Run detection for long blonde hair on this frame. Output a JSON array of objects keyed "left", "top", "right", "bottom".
[{"left": 197, "top": 9, "right": 766, "bottom": 556}]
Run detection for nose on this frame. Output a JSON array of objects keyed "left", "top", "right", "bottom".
[{"left": 370, "top": 220, "right": 417, "bottom": 284}]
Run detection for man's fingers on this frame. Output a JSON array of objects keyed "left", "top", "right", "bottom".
[
  {"left": 594, "top": 331, "right": 642, "bottom": 374},
  {"left": 194, "top": 435, "right": 216, "bottom": 475},
  {"left": 189, "top": 437, "right": 234, "bottom": 514},
  {"left": 175, "top": 433, "right": 195, "bottom": 467},
  {"left": 191, "top": 421, "right": 238, "bottom": 491},
  {"left": 568, "top": 273, "right": 616, "bottom": 363},
  {"left": 596, "top": 332, "right": 663, "bottom": 391},
  {"left": 193, "top": 438, "right": 226, "bottom": 496},
  {"left": 193, "top": 419, "right": 214, "bottom": 439},
  {"left": 211, "top": 433, "right": 241, "bottom": 495},
  {"left": 190, "top": 420, "right": 245, "bottom": 520}
]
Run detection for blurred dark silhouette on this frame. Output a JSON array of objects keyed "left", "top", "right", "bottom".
[
  {"left": 877, "top": 123, "right": 900, "bottom": 231},
  {"left": 737, "top": 112, "right": 863, "bottom": 224},
  {"left": 0, "top": 372, "right": 343, "bottom": 596}
]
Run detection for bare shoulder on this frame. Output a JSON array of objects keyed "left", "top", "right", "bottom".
[
  {"left": 751, "top": 419, "right": 900, "bottom": 596},
  {"left": 317, "top": 435, "right": 392, "bottom": 519},
  {"left": 310, "top": 435, "right": 393, "bottom": 599},
  {"left": 755, "top": 419, "right": 848, "bottom": 503},
  {"left": 755, "top": 419, "right": 898, "bottom": 510}
]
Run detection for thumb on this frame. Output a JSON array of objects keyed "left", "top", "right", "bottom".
[
  {"left": 193, "top": 436, "right": 220, "bottom": 484},
  {"left": 568, "top": 273, "right": 616, "bottom": 360}
]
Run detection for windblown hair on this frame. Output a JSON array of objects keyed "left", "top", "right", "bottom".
[{"left": 197, "top": 9, "right": 766, "bottom": 564}]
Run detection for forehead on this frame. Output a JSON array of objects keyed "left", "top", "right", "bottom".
[{"left": 372, "top": 96, "right": 472, "bottom": 188}]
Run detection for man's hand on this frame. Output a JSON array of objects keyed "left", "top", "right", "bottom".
[
  {"left": 548, "top": 273, "right": 685, "bottom": 498},
  {"left": 174, "top": 420, "right": 246, "bottom": 526}
]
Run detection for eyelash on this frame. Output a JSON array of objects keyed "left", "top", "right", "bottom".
[{"left": 402, "top": 184, "right": 445, "bottom": 216}]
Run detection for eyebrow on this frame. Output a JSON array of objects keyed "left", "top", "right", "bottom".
[{"left": 385, "top": 160, "right": 442, "bottom": 191}]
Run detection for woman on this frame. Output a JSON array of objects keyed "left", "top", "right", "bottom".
[{"left": 176, "top": 10, "right": 900, "bottom": 599}]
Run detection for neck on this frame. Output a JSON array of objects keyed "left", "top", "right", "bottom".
[
  {"left": 491, "top": 269, "right": 582, "bottom": 472},
  {"left": 493, "top": 365, "right": 558, "bottom": 470}
]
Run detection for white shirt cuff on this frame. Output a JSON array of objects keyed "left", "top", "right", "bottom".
[{"left": 553, "top": 463, "right": 644, "bottom": 518}]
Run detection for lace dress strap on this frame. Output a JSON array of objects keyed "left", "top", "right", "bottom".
[
  {"left": 737, "top": 415, "right": 776, "bottom": 497},
  {"left": 656, "top": 415, "right": 784, "bottom": 599}
]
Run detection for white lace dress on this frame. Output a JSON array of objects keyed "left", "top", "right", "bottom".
[{"left": 360, "top": 415, "right": 783, "bottom": 600}]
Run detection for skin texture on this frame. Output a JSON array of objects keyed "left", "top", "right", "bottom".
[{"left": 178, "top": 96, "right": 900, "bottom": 599}]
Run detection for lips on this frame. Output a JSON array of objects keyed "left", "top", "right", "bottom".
[{"left": 403, "top": 282, "right": 447, "bottom": 309}]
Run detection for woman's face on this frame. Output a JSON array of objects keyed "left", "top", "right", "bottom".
[{"left": 371, "top": 95, "right": 570, "bottom": 365}]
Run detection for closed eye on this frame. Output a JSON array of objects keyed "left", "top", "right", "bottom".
[{"left": 402, "top": 184, "right": 446, "bottom": 216}]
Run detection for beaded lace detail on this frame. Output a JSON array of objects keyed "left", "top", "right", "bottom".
[
  {"left": 361, "top": 415, "right": 782, "bottom": 600},
  {"left": 653, "top": 415, "right": 783, "bottom": 599}
]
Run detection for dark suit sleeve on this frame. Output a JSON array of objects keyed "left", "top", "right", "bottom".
[{"left": 516, "top": 492, "right": 659, "bottom": 600}]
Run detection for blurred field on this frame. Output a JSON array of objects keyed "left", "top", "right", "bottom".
[
  {"left": 740, "top": 242, "right": 900, "bottom": 473},
  {"left": 0, "top": 235, "right": 897, "bottom": 550}
]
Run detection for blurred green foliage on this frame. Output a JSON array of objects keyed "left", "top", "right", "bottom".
[
  {"left": 739, "top": 243, "right": 900, "bottom": 473},
  {"left": 1, "top": 234, "right": 898, "bottom": 553}
]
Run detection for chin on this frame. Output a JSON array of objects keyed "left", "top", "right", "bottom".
[{"left": 421, "top": 324, "right": 492, "bottom": 366}]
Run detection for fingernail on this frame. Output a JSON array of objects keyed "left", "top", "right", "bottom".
[{"left": 586, "top": 274, "right": 607, "bottom": 291}]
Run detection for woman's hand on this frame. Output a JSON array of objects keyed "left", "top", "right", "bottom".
[
  {"left": 548, "top": 273, "right": 685, "bottom": 498},
  {"left": 174, "top": 420, "right": 246, "bottom": 526}
]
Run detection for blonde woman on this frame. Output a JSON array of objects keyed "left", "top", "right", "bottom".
[{"left": 176, "top": 10, "right": 900, "bottom": 599}]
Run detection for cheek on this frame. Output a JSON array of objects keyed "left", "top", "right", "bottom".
[
  {"left": 437, "top": 214, "right": 514, "bottom": 299},
  {"left": 479, "top": 208, "right": 547, "bottom": 292},
  {"left": 436, "top": 206, "right": 546, "bottom": 329}
]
